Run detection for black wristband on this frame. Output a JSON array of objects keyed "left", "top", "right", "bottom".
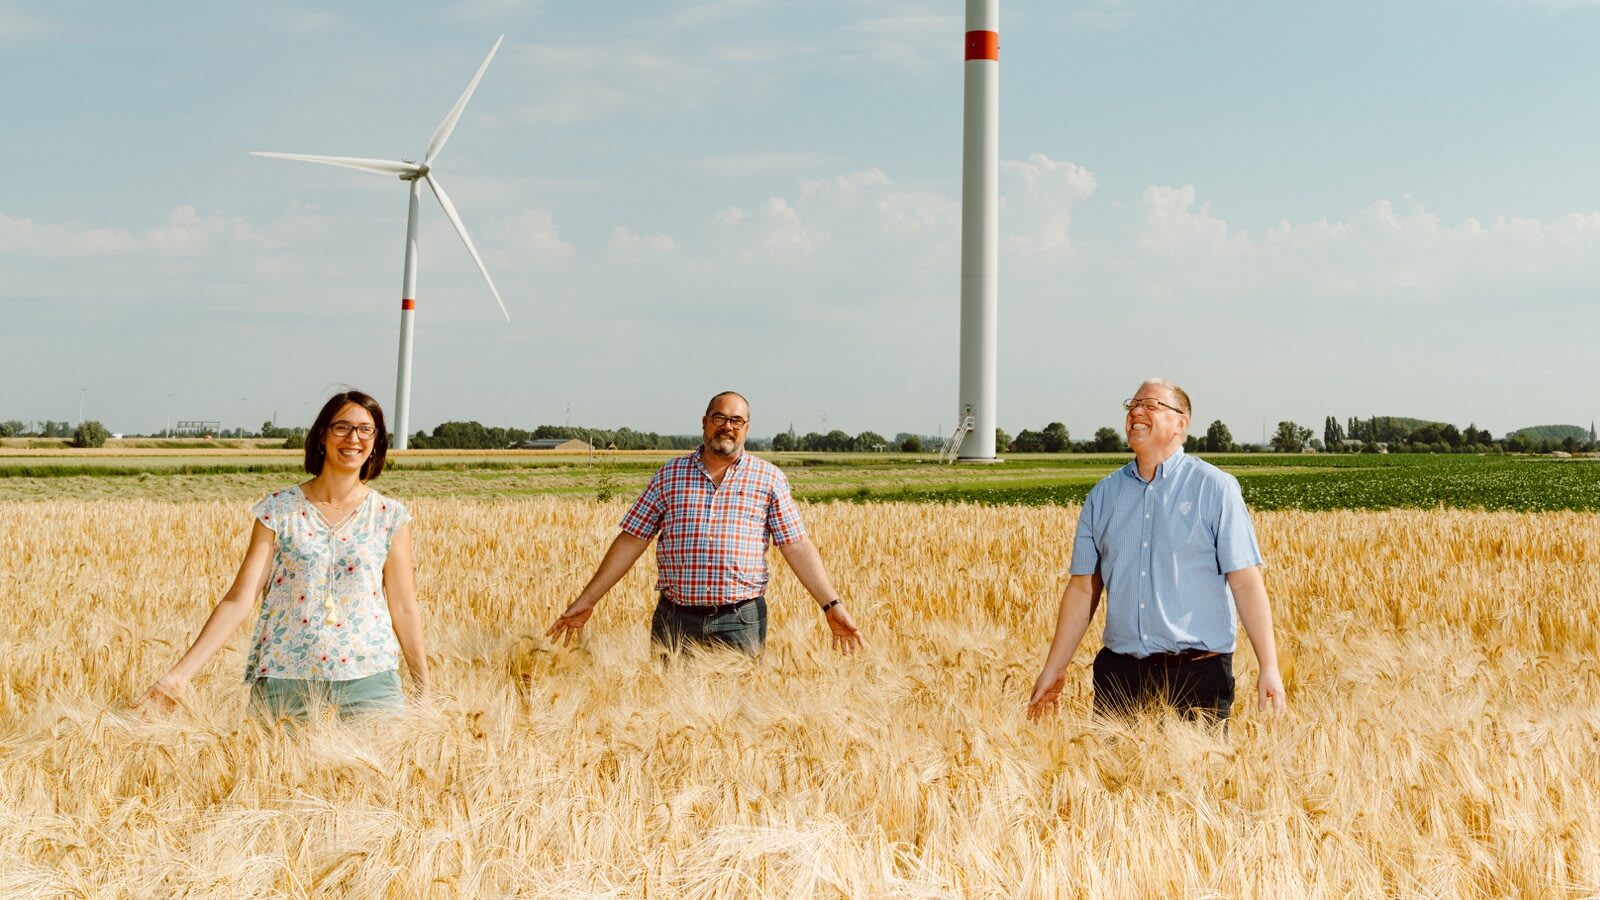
[{"left": 820, "top": 599, "right": 841, "bottom": 613}]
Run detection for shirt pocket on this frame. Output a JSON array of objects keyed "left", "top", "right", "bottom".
[{"left": 727, "top": 489, "right": 767, "bottom": 526}]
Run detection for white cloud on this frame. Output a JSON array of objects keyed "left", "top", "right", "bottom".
[
  {"left": 513, "top": 41, "right": 725, "bottom": 124},
  {"left": 0, "top": 206, "right": 256, "bottom": 257},
  {"left": 0, "top": 3, "right": 44, "bottom": 39},
  {"left": 754, "top": 196, "right": 812, "bottom": 262},
  {"left": 848, "top": 12, "right": 962, "bottom": 75},
  {"left": 1002, "top": 153, "right": 1097, "bottom": 260},
  {"left": 609, "top": 226, "right": 678, "bottom": 257},
  {"left": 145, "top": 205, "right": 257, "bottom": 254},
  {"left": 287, "top": 12, "right": 335, "bottom": 33},
  {"left": 1127, "top": 184, "right": 1600, "bottom": 310},
  {"left": 694, "top": 152, "right": 834, "bottom": 178},
  {"left": 0, "top": 213, "right": 136, "bottom": 256},
  {"left": 668, "top": 0, "right": 766, "bottom": 27},
  {"left": 493, "top": 210, "right": 574, "bottom": 262},
  {"left": 1138, "top": 184, "right": 1253, "bottom": 257}
]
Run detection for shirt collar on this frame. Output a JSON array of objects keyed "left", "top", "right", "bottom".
[
  {"left": 1122, "top": 446, "right": 1188, "bottom": 484},
  {"left": 692, "top": 445, "right": 746, "bottom": 475}
]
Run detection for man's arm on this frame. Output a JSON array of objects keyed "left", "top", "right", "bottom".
[
  {"left": 1026, "top": 572, "right": 1103, "bottom": 722},
  {"left": 777, "top": 537, "right": 863, "bottom": 655},
  {"left": 546, "top": 532, "right": 652, "bottom": 646},
  {"left": 1227, "top": 565, "right": 1287, "bottom": 716}
]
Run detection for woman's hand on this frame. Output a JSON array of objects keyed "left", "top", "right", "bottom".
[{"left": 135, "top": 673, "right": 190, "bottom": 713}]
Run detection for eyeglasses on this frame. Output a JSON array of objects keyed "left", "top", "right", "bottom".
[
  {"left": 329, "top": 422, "right": 377, "bottom": 439},
  {"left": 1123, "top": 398, "right": 1186, "bottom": 415},
  {"left": 707, "top": 413, "right": 749, "bottom": 429}
]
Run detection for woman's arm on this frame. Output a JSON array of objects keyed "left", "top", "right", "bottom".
[
  {"left": 136, "top": 520, "right": 276, "bottom": 710},
  {"left": 383, "top": 522, "right": 429, "bottom": 697}
]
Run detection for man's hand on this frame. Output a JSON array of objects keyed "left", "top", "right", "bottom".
[
  {"left": 824, "top": 604, "right": 863, "bottom": 655},
  {"left": 546, "top": 597, "right": 598, "bottom": 646},
  {"left": 1257, "top": 666, "right": 1287, "bottom": 716},
  {"left": 134, "top": 673, "right": 190, "bottom": 713},
  {"left": 1026, "top": 665, "right": 1068, "bottom": 722}
]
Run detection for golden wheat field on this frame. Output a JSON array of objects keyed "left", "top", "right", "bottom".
[{"left": 2, "top": 495, "right": 1599, "bottom": 898}]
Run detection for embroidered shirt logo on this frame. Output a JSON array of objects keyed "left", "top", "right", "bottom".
[{"left": 1179, "top": 500, "right": 1193, "bottom": 516}]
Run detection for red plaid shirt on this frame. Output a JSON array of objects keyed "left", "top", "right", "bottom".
[{"left": 619, "top": 448, "right": 807, "bottom": 605}]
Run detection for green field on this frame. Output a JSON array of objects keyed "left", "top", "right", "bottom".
[{"left": 1, "top": 448, "right": 1595, "bottom": 511}]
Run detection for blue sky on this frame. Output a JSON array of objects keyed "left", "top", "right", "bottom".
[{"left": 4, "top": 0, "right": 1600, "bottom": 441}]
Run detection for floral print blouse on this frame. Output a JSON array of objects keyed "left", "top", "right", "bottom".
[{"left": 243, "top": 485, "right": 412, "bottom": 682}]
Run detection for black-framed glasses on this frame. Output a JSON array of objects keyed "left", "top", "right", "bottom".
[
  {"left": 1123, "top": 398, "right": 1185, "bottom": 415},
  {"left": 708, "top": 412, "right": 749, "bottom": 429},
  {"left": 329, "top": 422, "right": 377, "bottom": 439}
]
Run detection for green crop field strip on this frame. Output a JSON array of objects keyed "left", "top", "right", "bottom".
[{"left": 0, "top": 448, "right": 1593, "bottom": 510}]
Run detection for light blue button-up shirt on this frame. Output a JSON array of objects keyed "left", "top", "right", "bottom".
[{"left": 1068, "top": 449, "right": 1262, "bottom": 657}]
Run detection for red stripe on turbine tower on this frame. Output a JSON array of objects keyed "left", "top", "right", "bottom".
[
  {"left": 401, "top": 299, "right": 416, "bottom": 310},
  {"left": 965, "top": 30, "right": 998, "bottom": 61}
]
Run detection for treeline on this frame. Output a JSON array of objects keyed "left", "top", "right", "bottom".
[
  {"left": 998, "top": 416, "right": 1598, "bottom": 455},
  {"left": 407, "top": 422, "right": 699, "bottom": 450},
  {"left": 770, "top": 430, "right": 918, "bottom": 452},
  {"left": 1301, "top": 416, "right": 1590, "bottom": 454}
]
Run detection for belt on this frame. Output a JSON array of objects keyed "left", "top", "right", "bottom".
[
  {"left": 1139, "top": 649, "right": 1222, "bottom": 665},
  {"left": 659, "top": 593, "right": 762, "bottom": 616}
]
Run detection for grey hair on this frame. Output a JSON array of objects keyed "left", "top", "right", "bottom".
[{"left": 1138, "top": 378, "right": 1191, "bottom": 416}]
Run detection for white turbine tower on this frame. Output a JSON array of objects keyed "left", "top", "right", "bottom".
[{"left": 253, "top": 35, "right": 509, "bottom": 450}]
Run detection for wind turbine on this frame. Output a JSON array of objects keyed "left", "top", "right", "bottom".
[{"left": 253, "top": 35, "right": 509, "bottom": 450}]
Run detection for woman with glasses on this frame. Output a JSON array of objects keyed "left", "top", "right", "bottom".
[{"left": 138, "top": 390, "right": 429, "bottom": 720}]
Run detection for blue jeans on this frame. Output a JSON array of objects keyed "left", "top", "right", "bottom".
[
  {"left": 649, "top": 594, "right": 767, "bottom": 658},
  {"left": 249, "top": 670, "right": 404, "bottom": 721}
]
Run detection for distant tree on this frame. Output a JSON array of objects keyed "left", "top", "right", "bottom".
[
  {"left": 899, "top": 435, "right": 923, "bottom": 453},
  {"left": 0, "top": 420, "right": 22, "bottom": 438},
  {"left": 1323, "top": 416, "right": 1344, "bottom": 448},
  {"left": 1041, "top": 422, "right": 1070, "bottom": 453},
  {"left": 1184, "top": 434, "right": 1201, "bottom": 453},
  {"left": 799, "top": 432, "right": 826, "bottom": 451},
  {"left": 854, "top": 431, "right": 888, "bottom": 452},
  {"left": 1090, "top": 427, "right": 1125, "bottom": 453},
  {"left": 282, "top": 432, "right": 306, "bottom": 450},
  {"left": 72, "top": 420, "right": 109, "bottom": 448},
  {"left": 1011, "top": 429, "right": 1045, "bottom": 453},
  {"left": 430, "top": 421, "right": 494, "bottom": 449},
  {"left": 1269, "top": 421, "right": 1313, "bottom": 453},
  {"left": 39, "top": 420, "right": 71, "bottom": 438},
  {"left": 994, "top": 428, "right": 1011, "bottom": 454},
  {"left": 771, "top": 431, "right": 795, "bottom": 452},
  {"left": 1203, "top": 420, "right": 1233, "bottom": 453}
]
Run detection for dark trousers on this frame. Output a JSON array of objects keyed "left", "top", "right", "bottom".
[
  {"left": 1092, "top": 647, "right": 1235, "bottom": 721},
  {"left": 649, "top": 594, "right": 767, "bottom": 658}
]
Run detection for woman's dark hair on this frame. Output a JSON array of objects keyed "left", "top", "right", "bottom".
[{"left": 304, "top": 390, "right": 389, "bottom": 481}]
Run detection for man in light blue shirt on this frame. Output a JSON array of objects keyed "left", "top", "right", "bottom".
[{"left": 1027, "top": 378, "right": 1288, "bottom": 722}]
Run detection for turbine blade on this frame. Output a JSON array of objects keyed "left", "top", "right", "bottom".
[
  {"left": 250, "top": 152, "right": 421, "bottom": 177},
  {"left": 424, "top": 35, "right": 503, "bottom": 165},
  {"left": 425, "top": 174, "right": 511, "bottom": 322}
]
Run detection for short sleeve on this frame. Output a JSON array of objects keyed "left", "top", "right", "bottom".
[
  {"left": 1214, "top": 476, "right": 1263, "bottom": 574},
  {"left": 1067, "top": 489, "right": 1101, "bottom": 576},
  {"left": 764, "top": 472, "right": 807, "bottom": 546},
  {"left": 619, "top": 470, "right": 667, "bottom": 540},
  {"left": 251, "top": 491, "right": 285, "bottom": 534},
  {"left": 383, "top": 496, "right": 413, "bottom": 531}
]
